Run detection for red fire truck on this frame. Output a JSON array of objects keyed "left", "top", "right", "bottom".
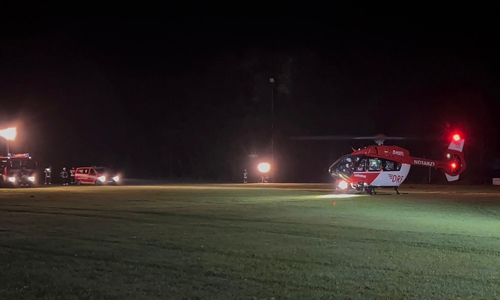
[{"left": 0, "top": 153, "right": 38, "bottom": 187}]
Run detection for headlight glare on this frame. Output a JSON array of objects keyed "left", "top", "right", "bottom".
[{"left": 338, "top": 180, "right": 348, "bottom": 190}]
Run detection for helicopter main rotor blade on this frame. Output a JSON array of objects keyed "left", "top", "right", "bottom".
[
  {"left": 352, "top": 136, "right": 408, "bottom": 140},
  {"left": 290, "top": 135, "right": 412, "bottom": 141},
  {"left": 290, "top": 136, "right": 354, "bottom": 140}
]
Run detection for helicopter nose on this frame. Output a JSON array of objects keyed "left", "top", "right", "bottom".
[{"left": 329, "top": 162, "right": 339, "bottom": 176}]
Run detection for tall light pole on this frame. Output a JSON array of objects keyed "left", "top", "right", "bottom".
[
  {"left": 269, "top": 78, "right": 274, "bottom": 181},
  {"left": 0, "top": 127, "right": 16, "bottom": 155}
]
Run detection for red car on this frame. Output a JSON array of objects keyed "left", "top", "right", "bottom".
[{"left": 75, "top": 166, "right": 120, "bottom": 185}]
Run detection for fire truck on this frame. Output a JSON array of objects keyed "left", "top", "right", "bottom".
[{"left": 0, "top": 153, "right": 38, "bottom": 187}]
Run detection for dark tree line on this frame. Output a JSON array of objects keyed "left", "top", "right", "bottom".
[{"left": 2, "top": 32, "right": 500, "bottom": 183}]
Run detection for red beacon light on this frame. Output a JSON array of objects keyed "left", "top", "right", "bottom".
[
  {"left": 450, "top": 162, "right": 458, "bottom": 170},
  {"left": 452, "top": 134, "right": 461, "bottom": 141}
]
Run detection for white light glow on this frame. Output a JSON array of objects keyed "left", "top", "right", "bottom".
[
  {"left": 0, "top": 127, "right": 16, "bottom": 140},
  {"left": 257, "top": 162, "right": 271, "bottom": 173},
  {"left": 28, "top": 176, "right": 35, "bottom": 182},
  {"left": 8, "top": 177, "right": 15, "bottom": 182},
  {"left": 338, "top": 180, "right": 348, "bottom": 189},
  {"left": 98, "top": 176, "right": 106, "bottom": 182},
  {"left": 319, "top": 194, "right": 364, "bottom": 199},
  {"left": 113, "top": 176, "right": 119, "bottom": 182}
]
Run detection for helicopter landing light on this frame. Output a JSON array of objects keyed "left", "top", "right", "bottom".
[{"left": 338, "top": 180, "right": 349, "bottom": 190}]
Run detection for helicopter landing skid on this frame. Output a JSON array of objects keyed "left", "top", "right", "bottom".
[
  {"left": 365, "top": 186, "right": 376, "bottom": 195},
  {"left": 365, "top": 186, "right": 402, "bottom": 196}
]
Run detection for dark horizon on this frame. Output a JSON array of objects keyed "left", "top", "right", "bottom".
[{"left": 1, "top": 7, "right": 499, "bottom": 183}]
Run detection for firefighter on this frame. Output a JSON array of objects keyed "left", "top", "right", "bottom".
[
  {"left": 44, "top": 167, "right": 52, "bottom": 185},
  {"left": 243, "top": 169, "right": 248, "bottom": 183},
  {"left": 20, "top": 166, "right": 29, "bottom": 187},
  {"left": 60, "top": 167, "right": 69, "bottom": 185},
  {"left": 70, "top": 167, "right": 76, "bottom": 184}
]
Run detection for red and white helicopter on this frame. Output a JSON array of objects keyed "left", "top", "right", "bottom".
[{"left": 293, "top": 133, "right": 466, "bottom": 195}]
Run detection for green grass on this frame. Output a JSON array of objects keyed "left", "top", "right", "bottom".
[{"left": 1, "top": 184, "right": 500, "bottom": 299}]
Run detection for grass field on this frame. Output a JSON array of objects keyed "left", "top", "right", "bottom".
[{"left": 2, "top": 183, "right": 500, "bottom": 299}]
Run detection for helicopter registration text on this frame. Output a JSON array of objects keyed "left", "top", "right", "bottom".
[
  {"left": 413, "top": 160, "right": 435, "bottom": 167},
  {"left": 392, "top": 150, "right": 404, "bottom": 156}
]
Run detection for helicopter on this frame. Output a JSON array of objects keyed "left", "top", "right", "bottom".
[{"left": 292, "top": 133, "right": 466, "bottom": 195}]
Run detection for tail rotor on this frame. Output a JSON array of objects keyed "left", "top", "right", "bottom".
[{"left": 443, "top": 133, "right": 466, "bottom": 181}]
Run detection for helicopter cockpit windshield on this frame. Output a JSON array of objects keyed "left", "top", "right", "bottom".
[
  {"left": 328, "top": 155, "right": 360, "bottom": 179},
  {"left": 329, "top": 155, "right": 402, "bottom": 179}
]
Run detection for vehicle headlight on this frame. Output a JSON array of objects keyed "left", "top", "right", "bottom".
[
  {"left": 112, "top": 176, "right": 119, "bottom": 182},
  {"left": 28, "top": 176, "right": 35, "bottom": 182},
  {"left": 8, "top": 177, "right": 15, "bottom": 182},
  {"left": 98, "top": 176, "right": 106, "bottom": 182},
  {"left": 338, "top": 180, "right": 348, "bottom": 190}
]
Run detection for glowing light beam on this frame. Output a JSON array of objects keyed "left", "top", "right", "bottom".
[
  {"left": 0, "top": 127, "right": 16, "bottom": 140},
  {"left": 319, "top": 194, "right": 364, "bottom": 199},
  {"left": 257, "top": 162, "right": 271, "bottom": 173}
]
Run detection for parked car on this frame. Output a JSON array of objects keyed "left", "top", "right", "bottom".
[{"left": 74, "top": 166, "right": 120, "bottom": 185}]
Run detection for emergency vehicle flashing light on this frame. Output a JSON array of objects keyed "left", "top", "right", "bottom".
[{"left": 6, "top": 153, "right": 30, "bottom": 159}]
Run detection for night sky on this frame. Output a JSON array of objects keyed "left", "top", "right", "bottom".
[{"left": 1, "top": 6, "right": 498, "bottom": 183}]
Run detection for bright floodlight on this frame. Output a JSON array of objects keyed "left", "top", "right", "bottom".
[
  {"left": 0, "top": 127, "right": 16, "bottom": 140},
  {"left": 338, "top": 180, "right": 348, "bottom": 190},
  {"left": 452, "top": 134, "right": 461, "bottom": 141},
  {"left": 257, "top": 162, "right": 271, "bottom": 173}
]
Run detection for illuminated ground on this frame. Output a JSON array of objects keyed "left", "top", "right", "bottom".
[{"left": 2, "top": 183, "right": 500, "bottom": 299}]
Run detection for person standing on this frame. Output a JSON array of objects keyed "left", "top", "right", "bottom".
[
  {"left": 60, "top": 167, "right": 69, "bottom": 185},
  {"left": 44, "top": 167, "right": 52, "bottom": 185},
  {"left": 243, "top": 169, "right": 248, "bottom": 183},
  {"left": 70, "top": 167, "right": 76, "bottom": 184}
]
